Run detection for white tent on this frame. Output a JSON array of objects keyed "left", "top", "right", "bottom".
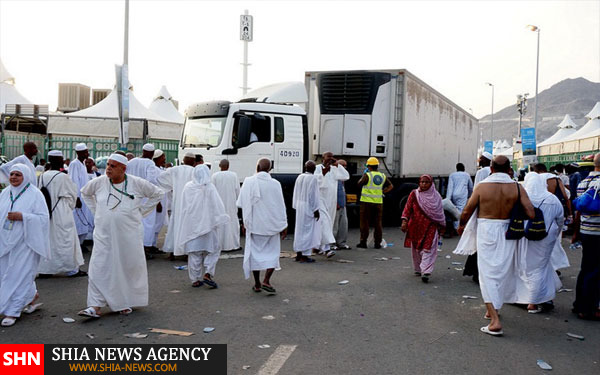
[
  {"left": 48, "top": 86, "right": 182, "bottom": 140},
  {"left": 148, "top": 86, "right": 184, "bottom": 124},
  {"left": 562, "top": 105, "right": 600, "bottom": 142},
  {"left": 497, "top": 146, "right": 514, "bottom": 161},
  {"left": 537, "top": 114, "right": 578, "bottom": 146},
  {"left": 0, "top": 59, "right": 32, "bottom": 113}
]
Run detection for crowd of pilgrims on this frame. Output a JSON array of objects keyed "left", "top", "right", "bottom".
[{"left": 0, "top": 142, "right": 598, "bottom": 335}]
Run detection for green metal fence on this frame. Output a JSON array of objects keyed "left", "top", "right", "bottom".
[{"left": 1, "top": 134, "right": 180, "bottom": 164}]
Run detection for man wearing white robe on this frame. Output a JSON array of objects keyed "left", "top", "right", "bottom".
[
  {"left": 515, "top": 173, "right": 563, "bottom": 313},
  {"left": 0, "top": 164, "right": 50, "bottom": 327},
  {"left": 150, "top": 150, "right": 168, "bottom": 250},
  {"left": 315, "top": 152, "right": 349, "bottom": 257},
  {"left": 37, "top": 151, "right": 85, "bottom": 277},
  {"left": 78, "top": 154, "right": 162, "bottom": 318},
  {"left": 292, "top": 161, "right": 320, "bottom": 263},
  {"left": 175, "top": 165, "right": 229, "bottom": 289},
  {"left": 447, "top": 163, "right": 473, "bottom": 229},
  {"left": 237, "top": 158, "right": 287, "bottom": 294},
  {"left": 68, "top": 143, "right": 95, "bottom": 248},
  {"left": 157, "top": 152, "right": 196, "bottom": 257},
  {"left": 0, "top": 142, "right": 38, "bottom": 185},
  {"left": 126, "top": 143, "right": 161, "bottom": 259},
  {"left": 458, "top": 156, "right": 534, "bottom": 336},
  {"left": 211, "top": 159, "right": 241, "bottom": 252}
]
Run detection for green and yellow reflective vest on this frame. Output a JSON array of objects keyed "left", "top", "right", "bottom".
[{"left": 360, "top": 171, "right": 386, "bottom": 204}]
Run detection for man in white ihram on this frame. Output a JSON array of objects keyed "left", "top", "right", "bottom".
[
  {"left": 157, "top": 152, "right": 196, "bottom": 259},
  {"left": 292, "top": 160, "right": 320, "bottom": 263},
  {"left": 237, "top": 158, "right": 288, "bottom": 294},
  {"left": 126, "top": 143, "right": 161, "bottom": 259},
  {"left": 446, "top": 162, "right": 473, "bottom": 229},
  {"left": 78, "top": 153, "right": 162, "bottom": 318},
  {"left": 211, "top": 159, "right": 241, "bottom": 252},
  {"left": 37, "top": 150, "right": 85, "bottom": 277},
  {"left": 175, "top": 165, "right": 229, "bottom": 289},
  {"left": 68, "top": 143, "right": 94, "bottom": 250},
  {"left": 315, "top": 152, "right": 349, "bottom": 258}
]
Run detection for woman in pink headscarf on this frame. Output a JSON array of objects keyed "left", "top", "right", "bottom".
[{"left": 401, "top": 175, "right": 446, "bottom": 283}]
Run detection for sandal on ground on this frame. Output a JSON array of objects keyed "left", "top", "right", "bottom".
[
  {"left": 338, "top": 245, "right": 351, "bottom": 250},
  {"left": 528, "top": 306, "right": 543, "bottom": 314},
  {"left": 252, "top": 286, "right": 262, "bottom": 293},
  {"left": 414, "top": 271, "right": 422, "bottom": 276},
  {"left": 203, "top": 278, "right": 218, "bottom": 289},
  {"left": 1, "top": 317, "right": 17, "bottom": 327},
  {"left": 300, "top": 257, "right": 315, "bottom": 263},
  {"left": 326, "top": 250, "right": 336, "bottom": 258},
  {"left": 68, "top": 270, "right": 88, "bottom": 278},
  {"left": 78, "top": 307, "right": 101, "bottom": 318},
  {"left": 261, "top": 284, "right": 277, "bottom": 294},
  {"left": 119, "top": 308, "right": 132, "bottom": 315},
  {"left": 23, "top": 303, "right": 43, "bottom": 314},
  {"left": 480, "top": 325, "right": 503, "bottom": 336},
  {"left": 192, "top": 281, "right": 204, "bottom": 288},
  {"left": 421, "top": 274, "right": 430, "bottom": 283}
]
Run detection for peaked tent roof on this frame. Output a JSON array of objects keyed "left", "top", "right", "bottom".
[
  {"left": 148, "top": 86, "right": 184, "bottom": 124},
  {"left": 538, "top": 114, "right": 578, "bottom": 146},
  {"left": 0, "top": 59, "right": 15, "bottom": 84},
  {"left": 65, "top": 86, "right": 169, "bottom": 122},
  {"left": 0, "top": 59, "right": 32, "bottom": 113},
  {"left": 585, "top": 102, "right": 600, "bottom": 120},
  {"left": 563, "top": 118, "right": 600, "bottom": 142}
]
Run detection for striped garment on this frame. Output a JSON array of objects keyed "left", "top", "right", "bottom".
[{"left": 576, "top": 171, "right": 600, "bottom": 235}]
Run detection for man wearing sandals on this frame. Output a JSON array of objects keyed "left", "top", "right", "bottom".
[
  {"left": 77, "top": 153, "right": 162, "bottom": 318},
  {"left": 237, "top": 158, "right": 287, "bottom": 294},
  {"left": 458, "top": 156, "right": 534, "bottom": 336}
]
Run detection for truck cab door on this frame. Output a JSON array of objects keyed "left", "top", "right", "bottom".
[
  {"left": 272, "top": 115, "right": 303, "bottom": 174},
  {"left": 225, "top": 113, "right": 273, "bottom": 179}
]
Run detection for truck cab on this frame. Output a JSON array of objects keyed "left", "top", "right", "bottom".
[{"left": 179, "top": 83, "right": 308, "bottom": 182}]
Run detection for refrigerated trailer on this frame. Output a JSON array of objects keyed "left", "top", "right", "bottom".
[{"left": 180, "top": 70, "right": 478, "bottom": 226}]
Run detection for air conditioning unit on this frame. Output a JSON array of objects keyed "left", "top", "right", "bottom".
[
  {"left": 92, "top": 88, "right": 111, "bottom": 105},
  {"left": 58, "top": 83, "right": 91, "bottom": 113}
]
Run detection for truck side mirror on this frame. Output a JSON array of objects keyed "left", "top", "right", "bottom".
[{"left": 237, "top": 116, "right": 252, "bottom": 148}]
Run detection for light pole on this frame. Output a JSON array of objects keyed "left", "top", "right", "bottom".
[
  {"left": 485, "top": 82, "right": 494, "bottom": 144},
  {"left": 527, "top": 24, "right": 540, "bottom": 145}
]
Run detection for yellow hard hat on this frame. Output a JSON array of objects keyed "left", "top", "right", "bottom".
[{"left": 366, "top": 157, "right": 379, "bottom": 166}]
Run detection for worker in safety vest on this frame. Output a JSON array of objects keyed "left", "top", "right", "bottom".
[{"left": 357, "top": 157, "right": 394, "bottom": 249}]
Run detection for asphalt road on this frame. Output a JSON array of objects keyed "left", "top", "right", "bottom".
[{"left": 1, "top": 228, "right": 598, "bottom": 375}]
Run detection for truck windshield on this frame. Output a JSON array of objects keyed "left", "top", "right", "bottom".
[{"left": 182, "top": 117, "right": 227, "bottom": 148}]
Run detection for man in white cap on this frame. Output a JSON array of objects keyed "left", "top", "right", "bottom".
[
  {"left": 211, "top": 159, "right": 241, "bottom": 252},
  {"left": 68, "top": 143, "right": 95, "bottom": 250},
  {"left": 157, "top": 152, "right": 196, "bottom": 259},
  {"left": 237, "top": 158, "right": 287, "bottom": 294},
  {"left": 127, "top": 143, "right": 161, "bottom": 259},
  {"left": 37, "top": 150, "right": 86, "bottom": 277},
  {"left": 78, "top": 153, "right": 162, "bottom": 318},
  {"left": 151, "top": 149, "right": 168, "bottom": 252}
]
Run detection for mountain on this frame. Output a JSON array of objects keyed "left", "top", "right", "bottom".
[{"left": 479, "top": 77, "right": 600, "bottom": 143}]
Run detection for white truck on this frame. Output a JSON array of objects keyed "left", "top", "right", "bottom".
[{"left": 180, "top": 69, "right": 478, "bottom": 226}]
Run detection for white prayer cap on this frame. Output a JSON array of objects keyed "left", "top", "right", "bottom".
[
  {"left": 75, "top": 143, "right": 88, "bottom": 151},
  {"left": 48, "top": 150, "right": 63, "bottom": 157},
  {"left": 142, "top": 143, "right": 155, "bottom": 152},
  {"left": 108, "top": 153, "right": 128, "bottom": 166},
  {"left": 184, "top": 152, "right": 195, "bottom": 158},
  {"left": 481, "top": 151, "right": 493, "bottom": 160},
  {"left": 153, "top": 149, "right": 164, "bottom": 159}
]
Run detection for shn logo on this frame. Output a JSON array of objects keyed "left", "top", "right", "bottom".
[
  {"left": 3, "top": 352, "right": 40, "bottom": 366},
  {"left": 0, "top": 344, "right": 44, "bottom": 375}
]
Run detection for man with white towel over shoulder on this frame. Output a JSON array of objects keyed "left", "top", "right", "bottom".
[
  {"left": 457, "top": 155, "right": 535, "bottom": 336},
  {"left": 68, "top": 143, "right": 94, "bottom": 250},
  {"left": 211, "top": 159, "right": 241, "bottom": 252}
]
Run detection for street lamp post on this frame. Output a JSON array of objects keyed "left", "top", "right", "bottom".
[
  {"left": 485, "top": 82, "right": 495, "bottom": 144},
  {"left": 527, "top": 24, "right": 540, "bottom": 146}
]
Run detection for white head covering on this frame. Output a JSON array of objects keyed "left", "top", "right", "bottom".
[
  {"left": 108, "top": 153, "right": 129, "bottom": 166},
  {"left": 184, "top": 152, "right": 195, "bottom": 158},
  {"left": 8, "top": 163, "right": 36, "bottom": 191},
  {"left": 153, "top": 149, "right": 164, "bottom": 159},
  {"left": 143, "top": 143, "right": 155, "bottom": 152},
  {"left": 75, "top": 143, "right": 88, "bottom": 151},
  {"left": 525, "top": 172, "right": 552, "bottom": 204},
  {"left": 48, "top": 150, "right": 63, "bottom": 157},
  {"left": 192, "top": 164, "right": 211, "bottom": 185},
  {"left": 482, "top": 151, "right": 493, "bottom": 161}
]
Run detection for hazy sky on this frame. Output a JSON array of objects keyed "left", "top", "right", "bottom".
[{"left": 1, "top": 0, "right": 599, "bottom": 118}]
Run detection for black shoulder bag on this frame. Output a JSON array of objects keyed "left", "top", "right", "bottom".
[{"left": 505, "top": 182, "right": 526, "bottom": 240}]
